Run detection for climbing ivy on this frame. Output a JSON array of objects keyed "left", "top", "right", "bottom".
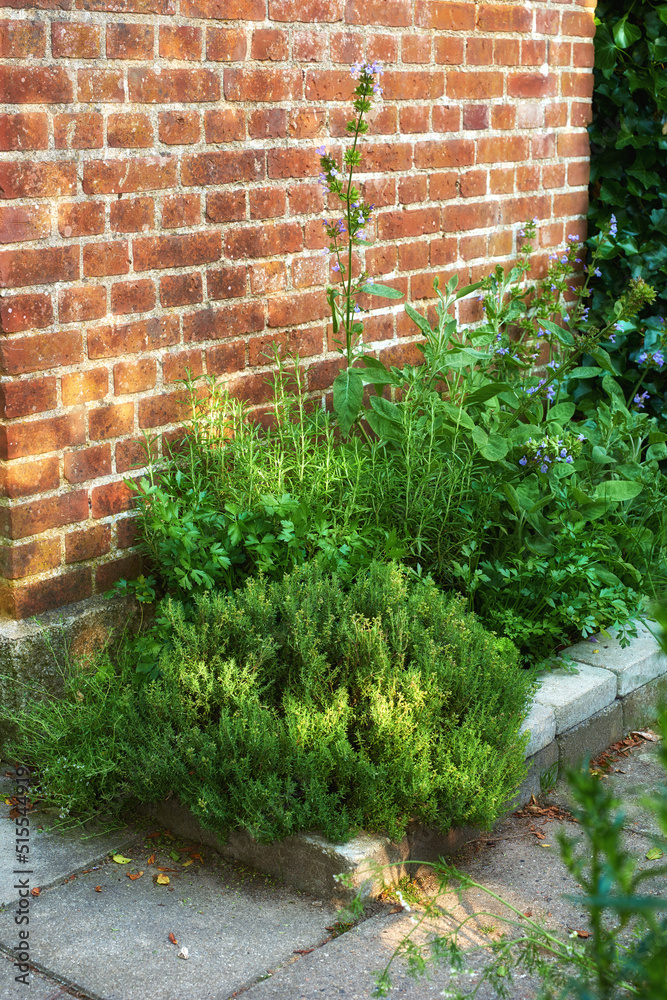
[{"left": 584, "top": 0, "right": 667, "bottom": 419}]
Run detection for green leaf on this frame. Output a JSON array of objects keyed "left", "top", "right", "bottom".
[
  {"left": 588, "top": 346, "right": 617, "bottom": 375},
  {"left": 454, "top": 280, "right": 483, "bottom": 300},
  {"left": 646, "top": 847, "right": 664, "bottom": 861},
  {"left": 547, "top": 402, "right": 575, "bottom": 423},
  {"left": 465, "top": 382, "right": 513, "bottom": 405},
  {"left": 593, "top": 481, "right": 644, "bottom": 502},
  {"left": 404, "top": 303, "right": 432, "bottom": 337},
  {"left": 613, "top": 16, "right": 642, "bottom": 49},
  {"left": 333, "top": 369, "right": 364, "bottom": 436},
  {"left": 360, "top": 282, "right": 404, "bottom": 299},
  {"left": 502, "top": 482, "right": 520, "bottom": 514},
  {"left": 569, "top": 367, "right": 604, "bottom": 379},
  {"left": 113, "top": 854, "right": 132, "bottom": 864},
  {"left": 369, "top": 394, "right": 401, "bottom": 424},
  {"left": 479, "top": 433, "right": 509, "bottom": 462},
  {"left": 441, "top": 403, "right": 475, "bottom": 430}
]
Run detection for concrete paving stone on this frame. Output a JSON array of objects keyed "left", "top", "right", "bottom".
[
  {"left": 557, "top": 702, "right": 623, "bottom": 768},
  {"left": 564, "top": 623, "right": 667, "bottom": 697},
  {"left": 0, "top": 842, "right": 337, "bottom": 1000},
  {"left": 621, "top": 674, "right": 667, "bottom": 733},
  {"left": 534, "top": 662, "right": 616, "bottom": 734},
  {"left": 0, "top": 951, "right": 82, "bottom": 1000},
  {"left": 507, "top": 740, "right": 559, "bottom": 811},
  {"left": 521, "top": 700, "right": 556, "bottom": 757}
]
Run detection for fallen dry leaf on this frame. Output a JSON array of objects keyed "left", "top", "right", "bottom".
[
  {"left": 576, "top": 930, "right": 591, "bottom": 939},
  {"left": 168, "top": 932, "right": 178, "bottom": 946},
  {"left": 190, "top": 852, "right": 203, "bottom": 862},
  {"left": 633, "top": 730, "right": 661, "bottom": 743},
  {"left": 94, "top": 886, "right": 102, "bottom": 892},
  {"left": 523, "top": 910, "right": 532, "bottom": 918},
  {"left": 127, "top": 871, "right": 144, "bottom": 881},
  {"left": 181, "top": 859, "right": 193, "bottom": 867},
  {"left": 30, "top": 887, "right": 40, "bottom": 897},
  {"left": 156, "top": 874, "right": 170, "bottom": 885},
  {"left": 147, "top": 831, "right": 160, "bottom": 839},
  {"left": 293, "top": 948, "right": 314, "bottom": 955},
  {"left": 147, "top": 853, "right": 156, "bottom": 865},
  {"left": 157, "top": 867, "right": 178, "bottom": 872}
]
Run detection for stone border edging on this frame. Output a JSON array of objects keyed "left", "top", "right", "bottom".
[{"left": 144, "top": 623, "right": 667, "bottom": 901}]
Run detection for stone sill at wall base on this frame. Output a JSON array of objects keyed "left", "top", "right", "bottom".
[{"left": 141, "top": 623, "right": 667, "bottom": 902}]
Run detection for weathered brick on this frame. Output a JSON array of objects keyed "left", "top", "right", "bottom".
[
  {"left": 0, "top": 20, "right": 46, "bottom": 58},
  {"left": 304, "top": 69, "right": 355, "bottom": 102},
  {"left": 291, "top": 254, "right": 327, "bottom": 288},
  {"left": 137, "top": 391, "right": 191, "bottom": 428},
  {"left": 270, "top": 0, "right": 344, "bottom": 20},
  {"left": 204, "top": 108, "right": 245, "bottom": 142},
  {"left": 110, "top": 196, "right": 154, "bottom": 233},
  {"left": 414, "top": 139, "right": 474, "bottom": 170},
  {"left": 65, "top": 524, "right": 111, "bottom": 564},
  {"left": 225, "top": 67, "right": 302, "bottom": 102},
  {"left": 287, "top": 108, "right": 326, "bottom": 139},
  {"left": 54, "top": 112, "right": 103, "bottom": 149},
  {"left": 61, "top": 368, "right": 109, "bottom": 406},
  {"left": 159, "top": 110, "right": 200, "bottom": 144},
  {"left": 0, "top": 161, "right": 76, "bottom": 199},
  {"left": 249, "top": 260, "right": 286, "bottom": 295},
  {"left": 447, "top": 71, "right": 504, "bottom": 100},
  {"left": 377, "top": 207, "right": 439, "bottom": 241},
  {"left": 77, "top": 69, "right": 124, "bottom": 103},
  {"left": 159, "top": 25, "right": 202, "bottom": 60},
  {"left": 91, "top": 479, "right": 135, "bottom": 517},
  {"left": 206, "top": 27, "right": 247, "bottom": 61},
  {"left": 64, "top": 443, "right": 111, "bottom": 483},
  {"left": 248, "top": 108, "right": 287, "bottom": 139},
  {"left": 477, "top": 135, "right": 530, "bottom": 163},
  {"left": 0, "top": 113, "right": 48, "bottom": 151},
  {"left": 0, "top": 537, "right": 60, "bottom": 580},
  {"left": 59, "top": 287, "right": 106, "bottom": 325},
  {"left": 162, "top": 347, "right": 203, "bottom": 382},
  {"left": 183, "top": 302, "right": 264, "bottom": 342},
  {"left": 0, "top": 568, "right": 92, "bottom": 620},
  {"left": 267, "top": 148, "right": 319, "bottom": 179},
  {"left": 477, "top": 3, "right": 532, "bottom": 31},
  {"left": 106, "top": 22, "right": 154, "bottom": 59},
  {"left": 160, "top": 273, "right": 203, "bottom": 308},
  {"left": 89, "top": 402, "right": 134, "bottom": 440},
  {"left": 0, "top": 293, "right": 53, "bottom": 333},
  {"left": 0, "top": 376, "right": 57, "bottom": 418},
  {"left": 116, "top": 436, "right": 156, "bottom": 473},
  {"left": 95, "top": 553, "right": 142, "bottom": 593},
  {"left": 113, "top": 359, "right": 156, "bottom": 394},
  {"left": 107, "top": 112, "right": 154, "bottom": 147},
  {"left": 58, "top": 201, "right": 105, "bottom": 238},
  {"left": 52, "top": 21, "right": 100, "bottom": 58},
  {"left": 252, "top": 28, "right": 289, "bottom": 60},
  {"left": 116, "top": 515, "right": 140, "bottom": 549},
  {"left": 206, "top": 341, "right": 246, "bottom": 376},
  {"left": 133, "top": 231, "right": 221, "bottom": 271},
  {"left": 0, "top": 205, "right": 50, "bottom": 245},
  {"left": 206, "top": 190, "right": 246, "bottom": 223},
  {"left": 83, "top": 240, "right": 130, "bottom": 278},
  {"left": 161, "top": 193, "right": 201, "bottom": 230},
  {"left": 128, "top": 67, "right": 220, "bottom": 102},
  {"left": 267, "top": 290, "right": 329, "bottom": 328},
  {"left": 182, "top": 0, "right": 264, "bottom": 18},
  {"left": 0, "top": 329, "right": 82, "bottom": 376},
  {"left": 111, "top": 278, "right": 156, "bottom": 315},
  {"left": 0, "top": 411, "right": 85, "bottom": 460},
  {"left": 207, "top": 265, "right": 247, "bottom": 299},
  {"left": 0, "top": 456, "right": 59, "bottom": 500},
  {"left": 0, "top": 246, "right": 79, "bottom": 289},
  {"left": 0, "top": 66, "right": 73, "bottom": 104},
  {"left": 562, "top": 9, "right": 596, "bottom": 37},
  {"left": 182, "top": 149, "right": 263, "bottom": 186},
  {"left": 225, "top": 221, "right": 302, "bottom": 259},
  {"left": 83, "top": 156, "right": 177, "bottom": 194},
  {"left": 384, "top": 70, "right": 444, "bottom": 101},
  {"left": 88, "top": 315, "right": 179, "bottom": 359},
  {"left": 415, "top": 1, "right": 475, "bottom": 29}
]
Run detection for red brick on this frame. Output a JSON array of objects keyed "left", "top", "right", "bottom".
[
  {"left": 291, "top": 254, "right": 327, "bottom": 288},
  {"left": 182, "top": 0, "right": 264, "bottom": 17},
  {"left": 269, "top": 0, "right": 344, "bottom": 19},
  {"left": 0, "top": 113, "right": 47, "bottom": 152},
  {"left": 91, "top": 479, "right": 135, "bottom": 517},
  {"left": 304, "top": 69, "right": 356, "bottom": 102},
  {"left": 536, "top": 9, "right": 560, "bottom": 34},
  {"left": 377, "top": 207, "right": 439, "bottom": 241},
  {"left": 365, "top": 244, "right": 397, "bottom": 275},
  {"left": 113, "top": 359, "right": 156, "bottom": 395},
  {"left": 0, "top": 246, "right": 79, "bottom": 289},
  {"left": 225, "top": 67, "right": 302, "bottom": 102},
  {"left": 0, "top": 294, "right": 53, "bottom": 333},
  {"left": 0, "top": 20, "right": 46, "bottom": 58},
  {"left": 293, "top": 30, "right": 327, "bottom": 62},
  {"left": 116, "top": 437, "right": 156, "bottom": 473},
  {"left": 402, "top": 33, "right": 431, "bottom": 63},
  {"left": 545, "top": 102, "right": 568, "bottom": 128},
  {"left": 159, "top": 25, "right": 202, "bottom": 60},
  {"left": 158, "top": 110, "right": 200, "bottom": 145},
  {"left": 305, "top": 358, "right": 345, "bottom": 393},
  {"left": 61, "top": 368, "right": 108, "bottom": 406},
  {"left": 111, "top": 279, "right": 155, "bottom": 315},
  {"left": 162, "top": 193, "right": 201, "bottom": 229},
  {"left": 206, "top": 341, "right": 246, "bottom": 377},
  {"left": 0, "top": 161, "right": 75, "bottom": 199},
  {"left": 558, "top": 130, "right": 590, "bottom": 158},
  {"left": 128, "top": 67, "right": 219, "bottom": 103},
  {"left": 499, "top": 194, "right": 550, "bottom": 225},
  {"left": 573, "top": 41, "right": 595, "bottom": 69},
  {"left": 478, "top": 3, "right": 532, "bottom": 31},
  {"left": 447, "top": 71, "right": 503, "bottom": 100},
  {"left": 368, "top": 33, "right": 398, "bottom": 62},
  {"left": 0, "top": 66, "right": 73, "bottom": 104},
  {"left": 288, "top": 181, "right": 323, "bottom": 216},
  {"left": 398, "top": 175, "right": 428, "bottom": 204},
  {"left": 137, "top": 391, "right": 192, "bottom": 428},
  {"left": 0, "top": 537, "right": 59, "bottom": 579},
  {"left": 466, "top": 37, "right": 493, "bottom": 65},
  {"left": 0, "top": 456, "right": 59, "bottom": 500},
  {"left": 88, "top": 315, "right": 179, "bottom": 359},
  {"left": 59, "top": 287, "right": 106, "bottom": 325},
  {"left": 522, "top": 39, "right": 547, "bottom": 65},
  {"left": 0, "top": 411, "right": 84, "bottom": 461},
  {"left": 78, "top": 0, "right": 175, "bottom": 10},
  {"left": 182, "top": 149, "right": 263, "bottom": 186},
  {"left": 493, "top": 38, "right": 521, "bottom": 65},
  {"left": 57, "top": 201, "right": 105, "bottom": 238},
  {"left": 267, "top": 290, "right": 328, "bottom": 328},
  {"left": 249, "top": 260, "right": 287, "bottom": 294},
  {"left": 414, "top": 139, "right": 474, "bottom": 170},
  {"left": 516, "top": 164, "right": 539, "bottom": 191},
  {"left": 95, "top": 553, "right": 142, "bottom": 593},
  {"left": 562, "top": 72, "right": 594, "bottom": 99},
  {"left": 532, "top": 133, "right": 556, "bottom": 159},
  {"left": 207, "top": 265, "right": 247, "bottom": 299},
  {"left": 116, "top": 515, "right": 140, "bottom": 549},
  {"left": 225, "top": 222, "right": 302, "bottom": 259},
  {"left": 108, "top": 112, "right": 153, "bottom": 148},
  {"left": 83, "top": 240, "right": 130, "bottom": 278},
  {"left": 330, "top": 30, "right": 363, "bottom": 64},
  {"left": 162, "top": 348, "right": 203, "bottom": 382},
  {"left": 252, "top": 28, "right": 289, "bottom": 60},
  {"left": 206, "top": 27, "right": 247, "bottom": 61},
  {"left": 183, "top": 302, "right": 263, "bottom": 342},
  {"left": 287, "top": 109, "right": 326, "bottom": 139},
  {"left": 492, "top": 105, "right": 516, "bottom": 130},
  {"left": 248, "top": 332, "right": 285, "bottom": 366},
  {"left": 398, "top": 240, "right": 430, "bottom": 271},
  {"left": 463, "top": 105, "right": 489, "bottom": 130},
  {"left": 89, "top": 402, "right": 134, "bottom": 440},
  {"left": 385, "top": 70, "right": 445, "bottom": 101},
  {"left": 362, "top": 142, "right": 413, "bottom": 172},
  {"left": 204, "top": 108, "right": 245, "bottom": 142},
  {"left": 0, "top": 567, "right": 93, "bottom": 621},
  {"left": 457, "top": 169, "right": 486, "bottom": 198},
  {"left": 77, "top": 69, "right": 124, "bottom": 103},
  {"left": 248, "top": 108, "right": 287, "bottom": 139},
  {"left": 66, "top": 524, "right": 111, "bottom": 564},
  {"left": 106, "top": 23, "right": 154, "bottom": 59},
  {"left": 508, "top": 73, "right": 557, "bottom": 99},
  {"left": 205, "top": 190, "right": 246, "bottom": 223},
  {"left": 432, "top": 105, "right": 460, "bottom": 131},
  {"left": 542, "top": 163, "right": 566, "bottom": 189},
  {"left": 562, "top": 9, "right": 595, "bottom": 37},
  {"left": 442, "top": 201, "right": 501, "bottom": 232},
  {"left": 571, "top": 101, "right": 593, "bottom": 128},
  {"left": 568, "top": 160, "right": 590, "bottom": 186},
  {"left": 0, "top": 205, "right": 50, "bottom": 244},
  {"left": 477, "top": 135, "right": 530, "bottom": 163},
  {"left": 160, "top": 273, "right": 203, "bottom": 308},
  {"left": 83, "top": 157, "right": 177, "bottom": 194},
  {"left": 54, "top": 112, "right": 103, "bottom": 149},
  {"left": 0, "top": 375, "right": 56, "bottom": 418},
  {"left": 133, "top": 231, "right": 221, "bottom": 271},
  {"left": 63, "top": 444, "right": 111, "bottom": 483},
  {"left": 52, "top": 21, "right": 100, "bottom": 58},
  {"left": 110, "top": 196, "right": 154, "bottom": 234},
  {"left": 415, "top": 1, "right": 475, "bottom": 29},
  {"left": 268, "top": 148, "right": 319, "bottom": 179}
]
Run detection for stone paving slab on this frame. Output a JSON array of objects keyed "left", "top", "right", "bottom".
[
  {"left": 534, "top": 662, "right": 616, "bottom": 734},
  {"left": 0, "top": 840, "right": 336, "bottom": 1000},
  {"left": 521, "top": 700, "right": 556, "bottom": 757},
  {"left": 565, "top": 624, "right": 667, "bottom": 697}
]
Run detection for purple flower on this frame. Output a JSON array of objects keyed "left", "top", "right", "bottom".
[
  {"left": 578, "top": 434, "right": 586, "bottom": 442},
  {"left": 634, "top": 391, "right": 649, "bottom": 409},
  {"left": 560, "top": 448, "right": 568, "bottom": 458},
  {"left": 332, "top": 262, "right": 340, "bottom": 272},
  {"left": 316, "top": 145, "right": 326, "bottom": 156},
  {"left": 594, "top": 268, "right": 602, "bottom": 278},
  {"left": 540, "top": 464, "right": 548, "bottom": 473},
  {"left": 566, "top": 456, "right": 573, "bottom": 463},
  {"left": 354, "top": 303, "right": 361, "bottom": 314},
  {"left": 653, "top": 351, "right": 664, "bottom": 367},
  {"left": 546, "top": 385, "right": 557, "bottom": 401},
  {"left": 638, "top": 352, "right": 648, "bottom": 364},
  {"left": 519, "top": 456, "right": 528, "bottom": 466},
  {"left": 609, "top": 214, "right": 618, "bottom": 237}
]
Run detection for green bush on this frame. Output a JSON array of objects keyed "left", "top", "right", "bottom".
[
  {"left": 7, "top": 562, "right": 532, "bottom": 843},
  {"left": 584, "top": 0, "right": 667, "bottom": 420}
]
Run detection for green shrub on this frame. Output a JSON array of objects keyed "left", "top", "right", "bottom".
[{"left": 6, "top": 562, "right": 532, "bottom": 844}]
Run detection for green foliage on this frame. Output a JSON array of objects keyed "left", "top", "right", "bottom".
[
  {"left": 371, "top": 714, "right": 667, "bottom": 999},
  {"left": 586, "top": 0, "right": 667, "bottom": 420},
  {"left": 5, "top": 562, "right": 532, "bottom": 844}
]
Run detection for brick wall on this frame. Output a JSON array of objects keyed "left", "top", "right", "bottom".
[{"left": 0, "top": 0, "right": 595, "bottom": 619}]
